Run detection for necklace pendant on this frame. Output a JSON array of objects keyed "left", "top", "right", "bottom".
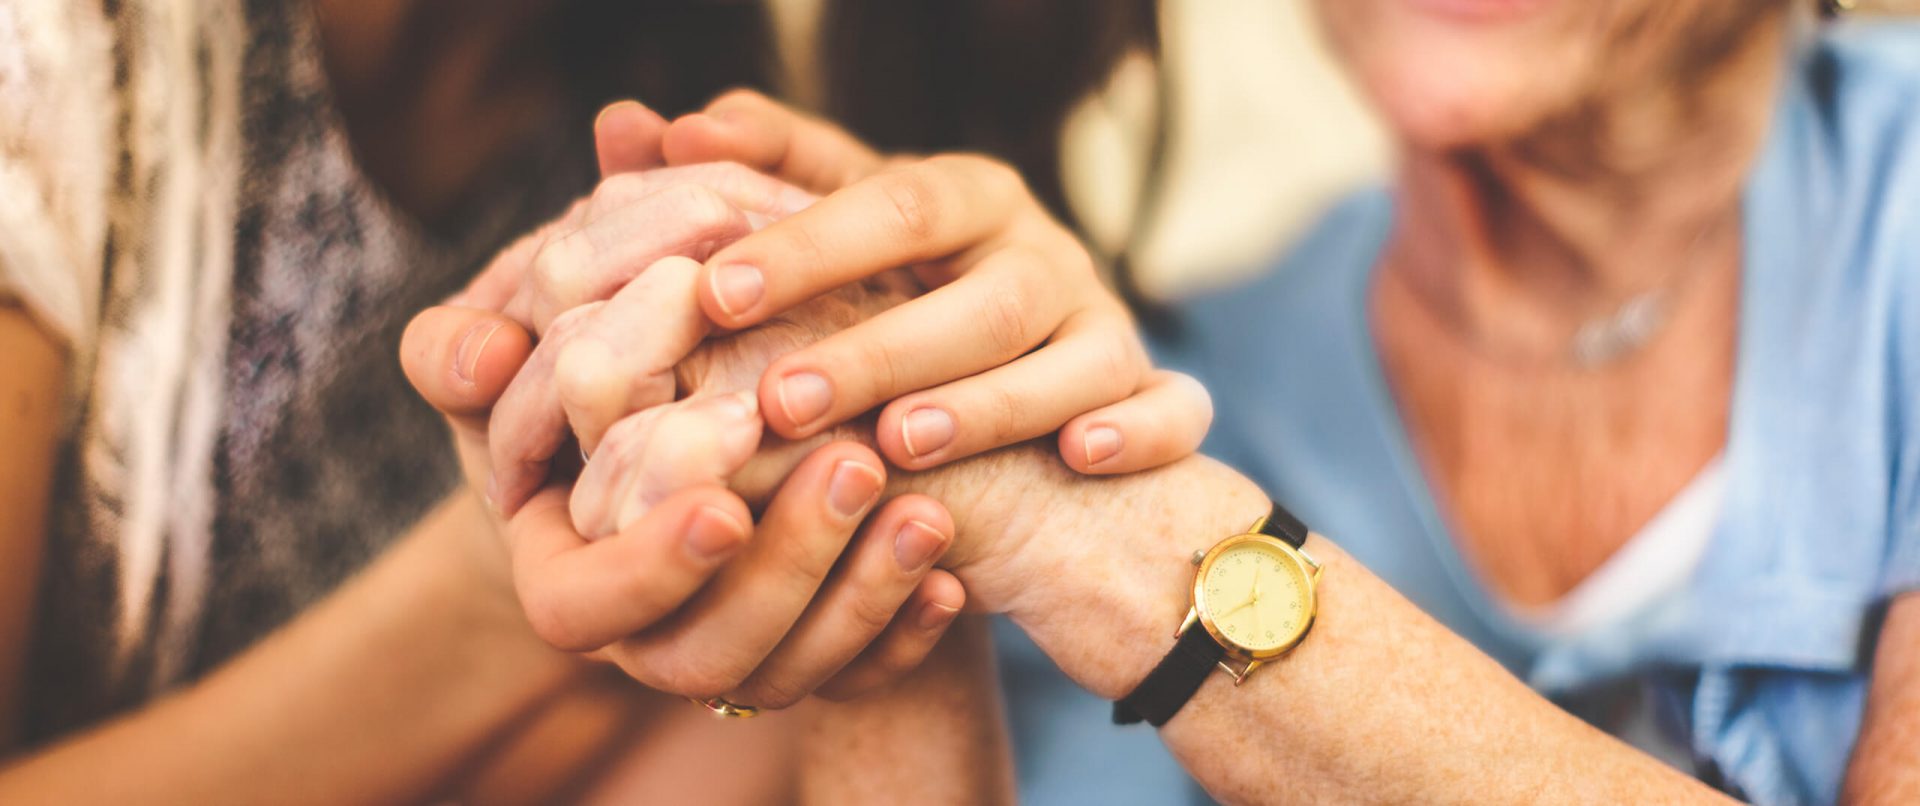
[{"left": 1571, "top": 293, "right": 1668, "bottom": 368}]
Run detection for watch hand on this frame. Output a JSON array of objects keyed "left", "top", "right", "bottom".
[{"left": 1220, "top": 595, "right": 1258, "bottom": 619}]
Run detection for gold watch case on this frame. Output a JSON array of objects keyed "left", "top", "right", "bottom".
[{"left": 1181, "top": 517, "right": 1323, "bottom": 685}]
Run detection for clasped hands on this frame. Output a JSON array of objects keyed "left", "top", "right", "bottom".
[{"left": 402, "top": 92, "right": 1212, "bottom": 710}]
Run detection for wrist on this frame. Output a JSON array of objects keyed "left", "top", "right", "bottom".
[
  {"left": 925, "top": 451, "right": 1271, "bottom": 698},
  {"left": 422, "top": 492, "right": 588, "bottom": 683}
]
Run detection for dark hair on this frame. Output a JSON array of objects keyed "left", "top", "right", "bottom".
[
  {"left": 558, "top": 0, "right": 1167, "bottom": 313},
  {"left": 552, "top": 0, "right": 780, "bottom": 119},
  {"left": 820, "top": 0, "right": 1169, "bottom": 317}
]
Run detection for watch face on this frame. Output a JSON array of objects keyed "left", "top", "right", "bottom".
[{"left": 1196, "top": 538, "right": 1314, "bottom": 654}]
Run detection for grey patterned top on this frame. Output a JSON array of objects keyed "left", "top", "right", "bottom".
[{"left": 15, "top": 0, "right": 596, "bottom": 741}]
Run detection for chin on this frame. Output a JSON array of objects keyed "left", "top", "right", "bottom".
[
  {"left": 1355, "top": 55, "right": 1554, "bottom": 150},
  {"left": 1315, "top": 0, "right": 1600, "bottom": 150}
]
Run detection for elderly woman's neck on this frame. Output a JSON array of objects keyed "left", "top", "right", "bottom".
[{"left": 1392, "top": 14, "right": 1788, "bottom": 309}]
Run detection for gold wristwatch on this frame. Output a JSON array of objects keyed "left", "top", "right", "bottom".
[{"left": 1113, "top": 502, "right": 1322, "bottom": 726}]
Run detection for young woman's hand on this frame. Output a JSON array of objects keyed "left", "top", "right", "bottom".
[{"left": 656, "top": 90, "right": 1214, "bottom": 478}]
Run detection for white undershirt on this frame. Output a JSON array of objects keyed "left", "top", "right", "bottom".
[
  {"left": 1512, "top": 457, "right": 1727, "bottom": 636},
  {"left": 1504, "top": 458, "right": 1727, "bottom": 767}
]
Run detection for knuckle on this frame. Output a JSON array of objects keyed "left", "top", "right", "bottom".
[
  {"left": 836, "top": 338, "right": 904, "bottom": 404},
  {"left": 705, "top": 160, "right": 757, "bottom": 183},
  {"left": 1172, "top": 372, "right": 1217, "bottom": 429},
  {"left": 777, "top": 222, "right": 832, "bottom": 280},
  {"left": 942, "top": 153, "right": 1023, "bottom": 199},
  {"left": 771, "top": 525, "right": 843, "bottom": 583},
  {"left": 528, "top": 239, "right": 564, "bottom": 291},
  {"left": 520, "top": 585, "right": 588, "bottom": 652},
  {"left": 844, "top": 590, "right": 901, "bottom": 638},
  {"left": 1090, "top": 333, "right": 1145, "bottom": 396},
  {"left": 878, "top": 171, "right": 940, "bottom": 240},
  {"left": 704, "top": 162, "right": 781, "bottom": 214},
  {"left": 983, "top": 158, "right": 1026, "bottom": 198},
  {"left": 709, "top": 87, "right": 773, "bottom": 116},
  {"left": 652, "top": 647, "right": 751, "bottom": 699},
  {"left": 660, "top": 183, "right": 739, "bottom": 236},
  {"left": 982, "top": 384, "right": 1028, "bottom": 445},
  {"left": 978, "top": 282, "right": 1037, "bottom": 356},
  {"left": 553, "top": 344, "right": 602, "bottom": 408},
  {"left": 530, "top": 236, "right": 595, "bottom": 311},
  {"left": 1057, "top": 238, "right": 1100, "bottom": 283},
  {"left": 590, "top": 172, "right": 653, "bottom": 217},
  {"left": 736, "top": 676, "right": 807, "bottom": 710}
]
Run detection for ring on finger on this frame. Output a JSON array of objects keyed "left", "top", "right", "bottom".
[{"left": 689, "top": 696, "right": 761, "bottom": 719}]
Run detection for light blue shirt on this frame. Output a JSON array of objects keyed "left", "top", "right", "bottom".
[{"left": 996, "top": 22, "right": 1920, "bottom": 806}]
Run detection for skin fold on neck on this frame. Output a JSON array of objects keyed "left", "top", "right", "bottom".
[{"left": 1385, "top": 9, "right": 1789, "bottom": 355}]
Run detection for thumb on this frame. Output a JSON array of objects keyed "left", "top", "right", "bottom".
[{"left": 401, "top": 306, "right": 534, "bottom": 439}]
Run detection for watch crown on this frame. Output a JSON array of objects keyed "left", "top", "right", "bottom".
[{"left": 1190, "top": 550, "right": 1206, "bottom": 567}]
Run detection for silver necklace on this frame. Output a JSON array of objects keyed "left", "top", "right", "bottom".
[
  {"left": 1568, "top": 289, "right": 1673, "bottom": 367},
  {"left": 1395, "top": 222, "right": 1724, "bottom": 370}
]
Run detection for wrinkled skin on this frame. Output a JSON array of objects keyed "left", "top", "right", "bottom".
[
  {"left": 570, "top": 271, "right": 918, "bottom": 534},
  {"left": 571, "top": 267, "right": 1054, "bottom": 611}
]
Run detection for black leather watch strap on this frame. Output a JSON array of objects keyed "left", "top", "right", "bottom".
[
  {"left": 1113, "top": 623, "right": 1224, "bottom": 726},
  {"left": 1258, "top": 501, "right": 1309, "bottom": 548},
  {"left": 1112, "top": 502, "right": 1308, "bottom": 727}
]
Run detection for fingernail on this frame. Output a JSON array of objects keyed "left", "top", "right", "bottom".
[
  {"left": 685, "top": 505, "right": 749, "bottom": 561},
  {"left": 827, "top": 460, "right": 883, "bottom": 521},
  {"left": 1084, "top": 426, "right": 1123, "bottom": 467},
  {"left": 894, "top": 519, "right": 949, "bottom": 573},
  {"left": 455, "top": 321, "right": 505, "bottom": 385},
  {"left": 594, "top": 99, "right": 641, "bottom": 130},
  {"left": 916, "top": 600, "right": 961, "bottom": 631},
  {"left": 484, "top": 473, "right": 500, "bottom": 510},
  {"left": 777, "top": 372, "right": 833, "bottom": 429},
  {"left": 900, "top": 408, "right": 955, "bottom": 459},
  {"left": 709, "top": 263, "right": 765, "bottom": 318}
]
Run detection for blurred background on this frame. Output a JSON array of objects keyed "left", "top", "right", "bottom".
[
  {"left": 1058, "top": 0, "right": 1388, "bottom": 296},
  {"left": 771, "top": 0, "right": 1391, "bottom": 298}
]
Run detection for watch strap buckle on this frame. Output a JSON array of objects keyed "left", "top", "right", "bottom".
[{"left": 1216, "top": 657, "right": 1264, "bottom": 686}]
